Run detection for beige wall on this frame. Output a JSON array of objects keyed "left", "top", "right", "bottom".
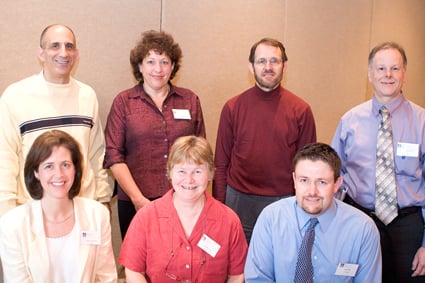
[
  {"left": 1, "top": 1, "right": 424, "bottom": 279},
  {"left": 1, "top": 0, "right": 424, "bottom": 147}
]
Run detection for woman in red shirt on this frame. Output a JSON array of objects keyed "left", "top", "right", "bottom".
[
  {"left": 103, "top": 30, "right": 206, "bottom": 239},
  {"left": 119, "top": 136, "right": 247, "bottom": 283}
]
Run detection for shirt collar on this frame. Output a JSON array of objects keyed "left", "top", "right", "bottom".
[
  {"left": 295, "top": 199, "right": 337, "bottom": 233},
  {"left": 130, "top": 82, "right": 183, "bottom": 100},
  {"left": 254, "top": 83, "right": 282, "bottom": 98},
  {"left": 157, "top": 189, "right": 216, "bottom": 221},
  {"left": 372, "top": 92, "right": 405, "bottom": 117}
]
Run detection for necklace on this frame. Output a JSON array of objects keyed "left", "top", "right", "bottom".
[
  {"left": 144, "top": 84, "right": 170, "bottom": 111},
  {"left": 43, "top": 212, "right": 74, "bottom": 224}
]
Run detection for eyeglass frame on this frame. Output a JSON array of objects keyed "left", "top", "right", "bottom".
[
  {"left": 164, "top": 241, "right": 206, "bottom": 282},
  {"left": 253, "top": 57, "right": 283, "bottom": 67}
]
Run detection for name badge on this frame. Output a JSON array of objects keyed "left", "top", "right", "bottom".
[
  {"left": 334, "top": 263, "right": 359, "bottom": 277},
  {"left": 197, "top": 234, "right": 221, "bottom": 257},
  {"left": 172, "top": 109, "right": 191, "bottom": 120},
  {"left": 396, "top": 142, "right": 419, "bottom": 158},
  {"left": 81, "top": 230, "right": 101, "bottom": 245}
]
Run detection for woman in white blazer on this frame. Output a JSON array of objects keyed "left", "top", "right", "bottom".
[{"left": 0, "top": 130, "right": 117, "bottom": 283}]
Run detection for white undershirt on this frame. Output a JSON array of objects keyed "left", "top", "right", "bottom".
[{"left": 46, "top": 225, "right": 79, "bottom": 283}]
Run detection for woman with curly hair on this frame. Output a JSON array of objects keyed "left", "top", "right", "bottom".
[{"left": 104, "top": 30, "right": 206, "bottom": 238}]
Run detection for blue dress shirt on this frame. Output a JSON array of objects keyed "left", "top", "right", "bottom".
[
  {"left": 331, "top": 94, "right": 425, "bottom": 244},
  {"left": 244, "top": 197, "right": 382, "bottom": 283}
]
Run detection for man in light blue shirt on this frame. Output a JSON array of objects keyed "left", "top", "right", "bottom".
[
  {"left": 245, "top": 143, "right": 381, "bottom": 283},
  {"left": 332, "top": 42, "right": 425, "bottom": 282}
]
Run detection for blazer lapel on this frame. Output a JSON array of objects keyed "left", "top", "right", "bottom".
[
  {"left": 74, "top": 198, "right": 92, "bottom": 283},
  {"left": 28, "top": 201, "right": 51, "bottom": 283}
]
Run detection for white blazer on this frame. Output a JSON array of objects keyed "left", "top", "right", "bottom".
[{"left": 0, "top": 197, "right": 117, "bottom": 283}]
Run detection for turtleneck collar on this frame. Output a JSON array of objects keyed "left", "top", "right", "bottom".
[{"left": 253, "top": 83, "right": 282, "bottom": 100}]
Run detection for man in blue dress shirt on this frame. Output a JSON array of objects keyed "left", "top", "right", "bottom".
[
  {"left": 332, "top": 42, "right": 425, "bottom": 282},
  {"left": 245, "top": 143, "right": 382, "bottom": 282}
]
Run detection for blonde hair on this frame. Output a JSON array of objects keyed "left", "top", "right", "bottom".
[{"left": 167, "top": 136, "right": 214, "bottom": 175}]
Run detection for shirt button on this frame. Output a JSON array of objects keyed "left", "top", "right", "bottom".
[
  {"left": 164, "top": 154, "right": 168, "bottom": 158},
  {"left": 164, "top": 138, "right": 168, "bottom": 142},
  {"left": 185, "top": 264, "right": 190, "bottom": 269},
  {"left": 186, "top": 246, "right": 191, "bottom": 251}
]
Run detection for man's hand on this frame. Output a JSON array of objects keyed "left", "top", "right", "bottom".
[{"left": 412, "top": 246, "right": 425, "bottom": 277}]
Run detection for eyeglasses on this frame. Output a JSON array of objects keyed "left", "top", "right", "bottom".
[
  {"left": 164, "top": 245, "right": 206, "bottom": 283},
  {"left": 254, "top": 57, "right": 283, "bottom": 67}
]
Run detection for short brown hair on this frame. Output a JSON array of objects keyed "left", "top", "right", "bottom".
[
  {"left": 130, "top": 30, "right": 182, "bottom": 82},
  {"left": 167, "top": 136, "right": 214, "bottom": 176},
  {"left": 24, "top": 130, "right": 84, "bottom": 199},
  {"left": 293, "top": 142, "right": 341, "bottom": 182},
  {"left": 249, "top": 38, "right": 288, "bottom": 64},
  {"left": 368, "top": 41, "right": 407, "bottom": 69}
]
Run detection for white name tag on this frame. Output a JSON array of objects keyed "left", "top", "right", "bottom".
[
  {"left": 334, "top": 263, "right": 359, "bottom": 277},
  {"left": 197, "top": 234, "right": 220, "bottom": 258},
  {"left": 172, "top": 109, "right": 191, "bottom": 120},
  {"left": 396, "top": 142, "right": 419, "bottom": 157},
  {"left": 81, "top": 230, "right": 101, "bottom": 245}
]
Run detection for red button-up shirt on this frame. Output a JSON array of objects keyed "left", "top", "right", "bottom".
[
  {"left": 119, "top": 190, "right": 248, "bottom": 282},
  {"left": 104, "top": 83, "right": 206, "bottom": 200}
]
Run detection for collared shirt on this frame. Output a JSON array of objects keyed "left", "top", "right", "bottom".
[
  {"left": 119, "top": 190, "right": 248, "bottom": 282},
  {"left": 331, "top": 94, "right": 425, "bottom": 238},
  {"left": 245, "top": 197, "right": 382, "bottom": 283},
  {"left": 104, "top": 83, "right": 206, "bottom": 199}
]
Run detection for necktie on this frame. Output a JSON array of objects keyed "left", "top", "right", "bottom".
[
  {"left": 375, "top": 106, "right": 398, "bottom": 225},
  {"left": 294, "top": 218, "right": 319, "bottom": 283}
]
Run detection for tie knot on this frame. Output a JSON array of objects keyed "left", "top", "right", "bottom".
[
  {"left": 308, "top": 218, "right": 319, "bottom": 231},
  {"left": 380, "top": 106, "right": 389, "bottom": 120}
]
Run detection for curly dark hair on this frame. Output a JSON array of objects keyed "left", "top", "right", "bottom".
[
  {"left": 130, "top": 30, "right": 182, "bottom": 82},
  {"left": 24, "top": 130, "right": 84, "bottom": 200}
]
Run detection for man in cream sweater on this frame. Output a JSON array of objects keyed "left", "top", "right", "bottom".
[{"left": 0, "top": 24, "right": 112, "bottom": 216}]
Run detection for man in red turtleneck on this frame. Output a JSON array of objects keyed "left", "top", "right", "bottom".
[{"left": 213, "top": 37, "right": 317, "bottom": 243}]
